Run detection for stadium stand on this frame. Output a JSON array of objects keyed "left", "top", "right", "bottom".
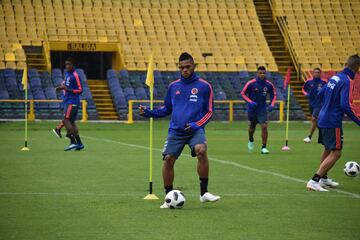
[
  {"left": 0, "top": 68, "right": 98, "bottom": 119},
  {"left": 106, "top": 70, "right": 303, "bottom": 121},
  {"left": 270, "top": 0, "right": 360, "bottom": 71},
  {"left": 0, "top": 0, "right": 277, "bottom": 71}
]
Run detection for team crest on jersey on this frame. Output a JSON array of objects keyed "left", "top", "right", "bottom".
[
  {"left": 262, "top": 87, "right": 268, "bottom": 96},
  {"left": 191, "top": 88, "right": 198, "bottom": 95},
  {"left": 189, "top": 88, "right": 198, "bottom": 102},
  {"left": 176, "top": 90, "right": 181, "bottom": 95}
]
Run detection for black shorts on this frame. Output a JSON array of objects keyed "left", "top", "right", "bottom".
[
  {"left": 248, "top": 110, "right": 267, "bottom": 126},
  {"left": 318, "top": 127, "right": 343, "bottom": 150},
  {"left": 64, "top": 104, "right": 78, "bottom": 122}
]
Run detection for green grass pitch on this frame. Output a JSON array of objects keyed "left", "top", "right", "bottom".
[{"left": 0, "top": 120, "right": 359, "bottom": 240}]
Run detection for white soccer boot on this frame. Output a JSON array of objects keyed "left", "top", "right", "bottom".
[
  {"left": 248, "top": 141, "right": 254, "bottom": 151},
  {"left": 261, "top": 148, "right": 270, "bottom": 154},
  {"left": 303, "top": 137, "right": 311, "bottom": 143},
  {"left": 319, "top": 178, "right": 339, "bottom": 188},
  {"left": 200, "top": 192, "right": 221, "bottom": 203},
  {"left": 306, "top": 180, "right": 329, "bottom": 192}
]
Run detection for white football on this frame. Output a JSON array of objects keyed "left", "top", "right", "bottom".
[
  {"left": 344, "top": 161, "right": 360, "bottom": 177},
  {"left": 165, "top": 190, "right": 186, "bottom": 209}
]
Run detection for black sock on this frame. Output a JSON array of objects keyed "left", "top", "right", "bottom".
[
  {"left": 249, "top": 137, "right": 254, "bottom": 142},
  {"left": 66, "top": 133, "right": 76, "bottom": 144},
  {"left": 312, "top": 174, "right": 321, "bottom": 182},
  {"left": 200, "top": 178, "right": 208, "bottom": 196},
  {"left": 75, "top": 135, "right": 82, "bottom": 145},
  {"left": 308, "top": 135, "right": 312, "bottom": 139},
  {"left": 164, "top": 185, "right": 173, "bottom": 194},
  {"left": 262, "top": 144, "right": 266, "bottom": 149},
  {"left": 322, "top": 175, "right": 327, "bottom": 179}
]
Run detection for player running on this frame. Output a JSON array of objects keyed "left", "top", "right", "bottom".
[
  {"left": 302, "top": 68, "right": 327, "bottom": 143},
  {"left": 306, "top": 54, "right": 360, "bottom": 191},
  {"left": 55, "top": 58, "right": 84, "bottom": 151},
  {"left": 139, "top": 52, "right": 220, "bottom": 208},
  {"left": 241, "top": 66, "right": 276, "bottom": 154}
]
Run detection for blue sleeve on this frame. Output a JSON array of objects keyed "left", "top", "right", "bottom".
[
  {"left": 340, "top": 80, "right": 360, "bottom": 126},
  {"left": 146, "top": 85, "right": 172, "bottom": 118},
  {"left": 302, "top": 81, "right": 309, "bottom": 95}
]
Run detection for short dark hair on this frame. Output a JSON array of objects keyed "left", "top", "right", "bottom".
[
  {"left": 347, "top": 54, "right": 360, "bottom": 70},
  {"left": 179, "top": 52, "right": 194, "bottom": 62},
  {"left": 257, "top": 66, "right": 266, "bottom": 71},
  {"left": 313, "top": 67, "right": 321, "bottom": 72},
  {"left": 65, "top": 58, "right": 74, "bottom": 64}
]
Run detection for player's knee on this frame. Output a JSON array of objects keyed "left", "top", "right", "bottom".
[
  {"left": 261, "top": 124, "right": 267, "bottom": 130},
  {"left": 333, "top": 150, "right": 342, "bottom": 159},
  {"left": 164, "top": 155, "right": 176, "bottom": 167},
  {"left": 195, "top": 145, "right": 207, "bottom": 158}
]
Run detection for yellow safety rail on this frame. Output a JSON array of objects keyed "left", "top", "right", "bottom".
[
  {"left": 0, "top": 99, "right": 88, "bottom": 122},
  {"left": 127, "top": 100, "right": 284, "bottom": 124}
]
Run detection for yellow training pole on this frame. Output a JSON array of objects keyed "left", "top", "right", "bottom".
[
  {"left": 21, "top": 67, "right": 30, "bottom": 151},
  {"left": 282, "top": 85, "right": 291, "bottom": 150}
]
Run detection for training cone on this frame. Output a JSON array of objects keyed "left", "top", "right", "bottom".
[
  {"left": 282, "top": 146, "right": 291, "bottom": 151},
  {"left": 144, "top": 194, "right": 159, "bottom": 200}
]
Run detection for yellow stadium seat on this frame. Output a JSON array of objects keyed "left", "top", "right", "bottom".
[{"left": 5, "top": 52, "right": 16, "bottom": 61}]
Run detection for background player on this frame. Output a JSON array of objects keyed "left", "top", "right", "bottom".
[
  {"left": 55, "top": 58, "right": 84, "bottom": 151},
  {"left": 307, "top": 54, "right": 360, "bottom": 191},
  {"left": 139, "top": 52, "right": 220, "bottom": 208},
  {"left": 302, "top": 68, "right": 327, "bottom": 143},
  {"left": 241, "top": 66, "right": 276, "bottom": 154}
]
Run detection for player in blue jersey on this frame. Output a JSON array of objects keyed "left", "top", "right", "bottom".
[
  {"left": 55, "top": 58, "right": 84, "bottom": 151},
  {"left": 241, "top": 66, "right": 277, "bottom": 154},
  {"left": 302, "top": 68, "right": 327, "bottom": 143},
  {"left": 139, "top": 52, "right": 220, "bottom": 208},
  {"left": 307, "top": 55, "right": 360, "bottom": 191}
]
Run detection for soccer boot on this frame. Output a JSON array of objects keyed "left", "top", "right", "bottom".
[
  {"left": 319, "top": 178, "right": 339, "bottom": 188},
  {"left": 160, "top": 202, "right": 169, "bottom": 209},
  {"left": 261, "top": 148, "right": 270, "bottom": 154},
  {"left": 64, "top": 144, "right": 78, "bottom": 151},
  {"left": 306, "top": 180, "right": 329, "bottom": 192},
  {"left": 248, "top": 141, "right": 254, "bottom": 151},
  {"left": 200, "top": 192, "right": 221, "bottom": 203},
  {"left": 75, "top": 144, "right": 85, "bottom": 151},
  {"left": 303, "top": 137, "right": 311, "bottom": 143},
  {"left": 53, "top": 128, "right": 62, "bottom": 138}
]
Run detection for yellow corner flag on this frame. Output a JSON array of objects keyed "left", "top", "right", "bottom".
[
  {"left": 22, "top": 66, "right": 28, "bottom": 90},
  {"left": 144, "top": 53, "right": 158, "bottom": 200},
  {"left": 145, "top": 53, "right": 154, "bottom": 89}
]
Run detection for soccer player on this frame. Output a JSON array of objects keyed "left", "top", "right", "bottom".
[
  {"left": 139, "top": 52, "right": 220, "bottom": 208},
  {"left": 241, "top": 66, "right": 276, "bottom": 154},
  {"left": 55, "top": 58, "right": 84, "bottom": 151},
  {"left": 302, "top": 68, "right": 327, "bottom": 143},
  {"left": 306, "top": 54, "right": 360, "bottom": 191}
]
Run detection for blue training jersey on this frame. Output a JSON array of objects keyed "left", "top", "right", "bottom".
[
  {"left": 63, "top": 70, "right": 83, "bottom": 105},
  {"left": 318, "top": 68, "right": 360, "bottom": 128},
  {"left": 302, "top": 78, "right": 327, "bottom": 108},
  {"left": 145, "top": 73, "right": 213, "bottom": 135},
  {"left": 240, "top": 77, "right": 276, "bottom": 112}
]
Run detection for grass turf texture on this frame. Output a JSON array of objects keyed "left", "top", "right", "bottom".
[{"left": 0, "top": 121, "right": 359, "bottom": 240}]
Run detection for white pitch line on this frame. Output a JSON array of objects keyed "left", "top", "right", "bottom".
[{"left": 82, "top": 135, "right": 360, "bottom": 199}]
